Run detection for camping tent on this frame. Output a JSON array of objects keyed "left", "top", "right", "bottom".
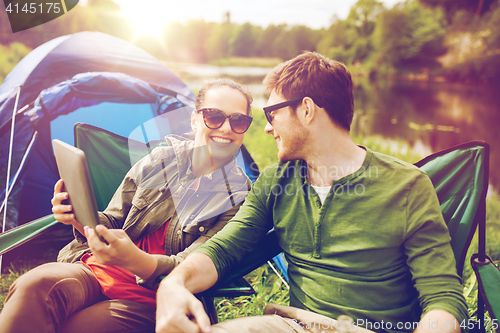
[{"left": 0, "top": 31, "right": 209, "bottom": 232}]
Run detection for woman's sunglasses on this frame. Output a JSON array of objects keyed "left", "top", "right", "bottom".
[{"left": 197, "top": 108, "right": 253, "bottom": 134}]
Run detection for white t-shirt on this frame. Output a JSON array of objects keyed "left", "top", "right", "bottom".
[{"left": 311, "top": 185, "right": 331, "bottom": 204}]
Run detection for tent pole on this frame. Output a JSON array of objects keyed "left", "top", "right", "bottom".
[
  {"left": 0, "top": 85, "right": 21, "bottom": 273},
  {"left": 267, "top": 260, "right": 289, "bottom": 290},
  {"left": 0, "top": 131, "right": 38, "bottom": 215}
]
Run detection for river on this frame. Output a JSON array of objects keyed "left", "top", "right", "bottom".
[{"left": 173, "top": 63, "right": 500, "bottom": 193}]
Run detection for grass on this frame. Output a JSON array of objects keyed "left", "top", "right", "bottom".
[
  {"left": 215, "top": 264, "right": 289, "bottom": 322},
  {"left": 0, "top": 248, "right": 58, "bottom": 310},
  {"left": 0, "top": 268, "right": 23, "bottom": 311},
  {"left": 243, "top": 107, "right": 279, "bottom": 171}
]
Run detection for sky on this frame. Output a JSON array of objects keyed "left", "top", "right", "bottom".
[{"left": 110, "top": 0, "right": 404, "bottom": 31}]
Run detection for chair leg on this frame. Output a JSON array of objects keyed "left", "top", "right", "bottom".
[
  {"left": 199, "top": 295, "right": 218, "bottom": 325},
  {"left": 477, "top": 291, "right": 485, "bottom": 333}
]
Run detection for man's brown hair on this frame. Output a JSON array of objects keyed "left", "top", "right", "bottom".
[{"left": 263, "top": 51, "right": 353, "bottom": 131}]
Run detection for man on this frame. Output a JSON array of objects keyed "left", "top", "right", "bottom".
[{"left": 155, "top": 52, "right": 468, "bottom": 333}]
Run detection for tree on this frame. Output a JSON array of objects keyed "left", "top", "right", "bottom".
[
  {"left": 317, "top": 20, "right": 356, "bottom": 64},
  {"left": 289, "top": 25, "right": 321, "bottom": 53},
  {"left": 0, "top": 43, "right": 31, "bottom": 84},
  {"left": 373, "top": 1, "right": 447, "bottom": 68},
  {"left": 256, "top": 24, "right": 287, "bottom": 57},
  {"left": 317, "top": 0, "right": 384, "bottom": 65},
  {"left": 418, "top": 0, "right": 498, "bottom": 20},
  {"left": 230, "top": 23, "right": 257, "bottom": 57},
  {"left": 346, "top": 0, "right": 385, "bottom": 37},
  {"left": 207, "top": 22, "right": 234, "bottom": 60},
  {"left": 273, "top": 28, "right": 296, "bottom": 60}
]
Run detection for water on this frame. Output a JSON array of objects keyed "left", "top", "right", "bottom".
[
  {"left": 351, "top": 77, "right": 500, "bottom": 192},
  {"left": 176, "top": 64, "right": 500, "bottom": 192}
]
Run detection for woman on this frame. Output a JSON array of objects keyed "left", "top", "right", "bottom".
[{"left": 0, "top": 79, "right": 253, "bottom": 333}]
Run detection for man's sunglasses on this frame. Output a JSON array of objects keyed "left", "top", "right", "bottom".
[
  {"left": 197, "top": 108, "right": 253, "bottom": 134},
  {"left": 263, "top": 98, "right": 303, "bottom": 124}
]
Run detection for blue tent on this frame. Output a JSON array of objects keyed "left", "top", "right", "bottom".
[{"left": 0, "top": 31, "right": 211, "bottom": 231}]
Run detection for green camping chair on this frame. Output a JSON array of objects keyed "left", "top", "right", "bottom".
[
  {"left": 472, "top": 253, "right": 500, "bottom": 333},
  {"left": 216, "top": 141, "right": 491, "bottom": 330},
  {"left": 0, "top": 123, "right": 167, "bottom": 260}
]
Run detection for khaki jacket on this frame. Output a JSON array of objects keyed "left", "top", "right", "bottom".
[{"left": 57, "top": 135, "right": 250, "bottom": 289}]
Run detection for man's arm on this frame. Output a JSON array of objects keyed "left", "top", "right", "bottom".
[
  {"left": 415, "top": 309, "right": 461, "bottom": 333},
  {"left": 156, "top": 253, "right": 218, "bottom": 333},
  {"left": 155, "top": 164, "right": 277, "bottom": 333},
  {"left": 405, "top": 173, "right": 468, "bottom": 332}
]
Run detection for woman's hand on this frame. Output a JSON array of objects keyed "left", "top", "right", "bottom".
[
  {"left": 85, "top": 225, "right": 158, "bottom": 279},
  {"left": 51, "top": 179, "right": 84, "bottom": 234}
]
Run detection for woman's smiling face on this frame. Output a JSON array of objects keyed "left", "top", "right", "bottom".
[{"left": 192, "top": 85, "right": 248, "bottom": 161}]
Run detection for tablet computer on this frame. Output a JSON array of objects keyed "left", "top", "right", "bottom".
[{"left": 52, "top": 139, "right": 106, "bottom": 242}]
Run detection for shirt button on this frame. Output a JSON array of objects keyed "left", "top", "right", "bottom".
[
  {"left": 176, "top": 230, "right": 181, "bottom": 235},
  {"left": 199, "top": 226, "right": 205, "bottom": 232}
]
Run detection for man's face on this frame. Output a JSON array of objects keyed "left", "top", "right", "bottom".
[{"left": 264, "top": 90, "right": 306, "bottom": 162}]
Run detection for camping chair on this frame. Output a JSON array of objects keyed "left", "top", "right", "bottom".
[
  {"left": 0, "top": 122, "right": 169, "bottom": 260},
  {"left": 217, "top": 141, "right": 490, "bottom": 330},
  {"left": 471, "top": 253, "right": 500, "bottom": 333}
]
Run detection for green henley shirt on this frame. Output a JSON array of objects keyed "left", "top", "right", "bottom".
[{"left": 195, "top": 148, "right": 468, "bottom": 332}]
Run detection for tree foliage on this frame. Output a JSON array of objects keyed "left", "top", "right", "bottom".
[
  {"left": 230, "top": 23, "right": 257, "bottom": 57},
  {"left": 317, "top": 0, "right": 383, "bottom": 65},
  {"left": 257, "top": 25, "right": 287, "bottom": 57},
  {"left": 0, "top": 43, "right": 30, "bottom": 85},
  {"left": 347, "top": 0, "right": 385, "bottom": 37},
  {"left": 207, "top": 22, "right": 234, "bottom": 60},
  {"left": 419, "top": 0, "right": 498, "bottom": 19},
  {"left": 373, "top": 1, "right": 447, "bottom": 68},
  {"left": 0, "top": 0, "right": 499, "bottom": 84}
]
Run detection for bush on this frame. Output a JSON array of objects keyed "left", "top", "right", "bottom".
[{"left": 0, "top": 43, "right": 30, "bottom": 85}]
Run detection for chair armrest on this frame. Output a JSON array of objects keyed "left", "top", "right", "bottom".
[
  {"left": 0, "top": 214, "right": 59, "bottom": 256},
  {"left": 471, "top": 253, "right": 500, "bottom": 320}
]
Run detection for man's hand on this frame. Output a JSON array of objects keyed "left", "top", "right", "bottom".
[
  {"left": 156, "top": 279, "right": 212, "bottom": 333},
  {"left": 155, "top": 253, "right": 219, "bottom": 333},
  {"left": 85, "top": 225, "right": 157, "bottom": 279}
]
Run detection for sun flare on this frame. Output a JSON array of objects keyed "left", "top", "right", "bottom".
[{"left": 114, "top": 0, "right": 173, "bottom": 39}]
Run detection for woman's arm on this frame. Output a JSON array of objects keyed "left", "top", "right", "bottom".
[
  {"left": 85, "top": 225, "right": 158, "bottom": 279},
  {"left": 137, "top": 204, "right": 241, "bottom": 289}
]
